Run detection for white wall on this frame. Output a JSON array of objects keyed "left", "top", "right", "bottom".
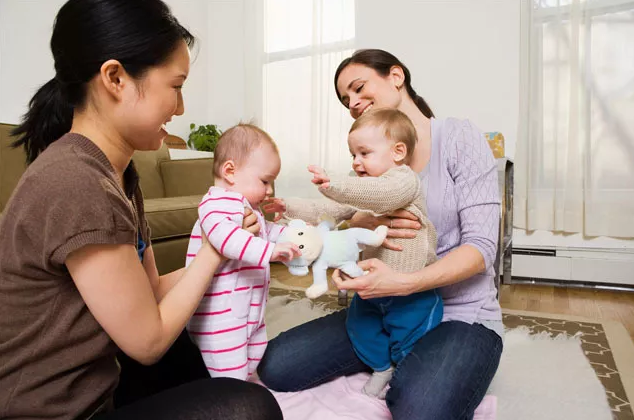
[
  {"left": 168, "top": 0, "right": 248, "bottom": 137},
  {"left": 0, "top": 0, "right": 247, "bottom": 140},
  {"left": 356, "top": 0, "right": 520, "bottom": 159},
  {"left": 0, "top": 0, "right": 65, "bottom": 126}
]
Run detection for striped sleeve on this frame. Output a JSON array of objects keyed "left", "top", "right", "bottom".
[
  {"left": 265, "top": 221, "right": 286, "bottom": 243},
  {"left": 199, "top": 188, "right": 274, "bottom": 265}
]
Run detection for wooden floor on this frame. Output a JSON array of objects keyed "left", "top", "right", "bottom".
[
  {"left": 271, "top": 263, "right": 634, "bottom": 340},
  {"left": 499, "top": 283, "right": 634, "bottom": 341}
]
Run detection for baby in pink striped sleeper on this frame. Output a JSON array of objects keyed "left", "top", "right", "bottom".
[{"left": 185, "top": 123, "right": 301, "bottom": 380}]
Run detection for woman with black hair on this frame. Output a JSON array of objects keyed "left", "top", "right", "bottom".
[{"left": 0, "top": 1, "right": 282, "bottom": 419}]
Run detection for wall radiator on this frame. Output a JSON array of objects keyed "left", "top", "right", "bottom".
[{"left": 511, "top": 246, "right": 634, "bottom": 288}]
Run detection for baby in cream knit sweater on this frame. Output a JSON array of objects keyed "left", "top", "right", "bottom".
[{"left": 265, "top": 108, "right": 443, "bottom": 398}]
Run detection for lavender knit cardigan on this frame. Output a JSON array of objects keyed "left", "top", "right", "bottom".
[{"left": 424, "top": 118, "right": 502, "bottom": 337}]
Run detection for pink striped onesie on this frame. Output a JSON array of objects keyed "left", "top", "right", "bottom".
[{"left": 186, "top": 186, "right": 285, "bottom": 380}]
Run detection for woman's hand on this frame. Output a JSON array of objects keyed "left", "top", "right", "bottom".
[
  {"left": 331, "top": 259, "right": 420, "bottom": 299},
  {"left": 261, "top": 198, "right": 286, "bottom": 222},
  {"left": 243, "top": 207, "right": 261, "bottom": 233},
  {"left": 349, "top": 209, "right": 422, "bottom": 251}
]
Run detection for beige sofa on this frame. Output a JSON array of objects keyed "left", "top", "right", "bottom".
[{"left": 0, "top": 123, "right": 213, "bottom": 275}]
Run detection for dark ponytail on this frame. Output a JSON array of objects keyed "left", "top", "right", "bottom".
[
  {"left": 12, "top": 78, "right": 74, "bottom": 164},
  {"left": 12, "top": 0, "right": 195, "bottom": 164},
  {"left": 407, "top": 86, "right": 435, "bottom": 120},
  {"left": 334, "top": 49, "right": 435, "bottom": 119}
]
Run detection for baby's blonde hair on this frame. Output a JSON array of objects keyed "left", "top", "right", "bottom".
[
  {"left": 213, "top": 123, "right": 279, "bottom": 178},
  {"left": 349, "top": 108, "right": 417, "bottom": 164}
]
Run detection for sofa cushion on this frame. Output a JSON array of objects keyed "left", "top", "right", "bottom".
[
  {"left": 132, "top": 145, "right": 170, "bottom": 199},
  {"left": 144, "top": 195, "right": 203, "bottom": 240},
  {"left": 1, "top": 124, "right": 27, "bottom": 213},
  {"left": 160, "top": 158, "right": 214, "bottom": 198}
]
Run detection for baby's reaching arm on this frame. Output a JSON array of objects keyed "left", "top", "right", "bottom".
[
  {"left": 311, "top": 166, "right": 421, "bottom": 215},
  {"left": 262, "top": 196, "right": 356, "bottom": 226},
  {"left": 285, "top": 197, "right": 356, "bottom": 225},
  {"left": 264, "top": 220, "right": 286, "bottom": 243}
]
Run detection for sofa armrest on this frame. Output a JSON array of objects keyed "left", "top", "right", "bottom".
[{"left": 160, "top": 158, "right": 214, "bottom": 198}]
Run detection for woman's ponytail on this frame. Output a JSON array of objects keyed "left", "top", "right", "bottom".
[
  {"left": 11, "top": 77, "right": 73, "bottom": 164},
  {"left": 406, "top": 86, "right": 435, "bottom": 119}
]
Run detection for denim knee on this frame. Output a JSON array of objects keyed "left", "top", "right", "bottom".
[
  {"left": 387, "top": 370, "right": 461, "bottom": 420},
  {"left": 258, "top": 310, "right": 366, "bottom": 392},
  {"left": 385, "top": 322, "right": 502, "bottom": 420},
  {"left": 257, "top": 337, "right": 298, "bottom": 392}
]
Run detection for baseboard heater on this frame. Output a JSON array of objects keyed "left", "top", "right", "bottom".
[{"left": 511, "top": 246, "right": 634, "bottom": 288}]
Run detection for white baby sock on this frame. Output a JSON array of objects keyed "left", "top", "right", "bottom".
[{"left": 362, "top": 366, "right": 395, "bottom": 399}]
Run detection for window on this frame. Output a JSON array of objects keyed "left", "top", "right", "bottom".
[
  {"left": 261, "top": 0, "right": 356, "bottom": 198},
  {"left": 516, "top": 0, "right": 634, "bottom": 237}
]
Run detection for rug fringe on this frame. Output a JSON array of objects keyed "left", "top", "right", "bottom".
[{"left": 506, "top": 326, "right": 583, "bottom": 342}]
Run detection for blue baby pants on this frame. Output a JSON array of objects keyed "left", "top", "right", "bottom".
[{"left": 346, "top": 290, "right": 443, "bottom": 371}]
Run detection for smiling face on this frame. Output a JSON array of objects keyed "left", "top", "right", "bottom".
[
  {"left": 347, "top": 108, "right": 416, "bottom": 177},
  {"left": 348, "top": 125, "right": 400, "bottom": 177},
  {"left": 114, "top": 40, "right": 191, "bottom": 151},
  {"left": 336, "top": 63, "right": 404, "bottom": 120}
]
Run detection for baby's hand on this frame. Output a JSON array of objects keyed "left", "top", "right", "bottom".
[
  {"left": 308, "top": 165, "right": 330, "bottom": 189},
  {"left": 261, "top": 197, "right": 286, "bottom": 222},
  {"left": 271, "top": 242, "right": 302, "bottom": 263}
]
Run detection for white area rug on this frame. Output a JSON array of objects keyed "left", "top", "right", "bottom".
[
  {"left": 264, "top": 295, "right": 612, "bottom": 420},
  {"left": 488, "top": 328, "right": 611, "bottom": 420}
]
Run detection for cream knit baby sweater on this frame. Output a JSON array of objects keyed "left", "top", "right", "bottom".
[{"left": 284, "top": 165, "right": 437, "bottom": 273}]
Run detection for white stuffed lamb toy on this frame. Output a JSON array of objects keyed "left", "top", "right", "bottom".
[{"left": 277, "top": 218, "right": 387, "bottom": 299}]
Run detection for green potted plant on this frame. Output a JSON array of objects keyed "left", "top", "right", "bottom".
[{"left": 188, "top": 123, "right": 222, "bottom": 152}]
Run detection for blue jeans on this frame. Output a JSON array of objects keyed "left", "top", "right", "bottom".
[{"left": 258, "top": 309, "right": 503, "bottom": 420}]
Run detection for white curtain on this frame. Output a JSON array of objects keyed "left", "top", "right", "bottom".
[
  {"left": 515, "top": 0, "right": 634, "bottom": 238},
  {"left": 244, "top": 0, "right": 356, "bottom": 199}
]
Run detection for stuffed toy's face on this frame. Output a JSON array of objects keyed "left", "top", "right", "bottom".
[{"left": 277, "top": 220, "right": 323, "bottom": 267}]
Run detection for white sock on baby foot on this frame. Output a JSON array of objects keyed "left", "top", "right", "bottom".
[{"left": 362, "top": 366, "right": 394, "bottom": 399}]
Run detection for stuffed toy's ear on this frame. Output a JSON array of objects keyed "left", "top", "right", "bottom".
[
  {"left": 317, "top": 214, "right": 336, "bottom": 230},
  {"left": 288, "top": 219, "right": 308, "bottom": 229}
]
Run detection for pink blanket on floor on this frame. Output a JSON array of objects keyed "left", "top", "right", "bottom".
[{"left": 257, "top": 373, "right": 497, "bottom": 420}]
